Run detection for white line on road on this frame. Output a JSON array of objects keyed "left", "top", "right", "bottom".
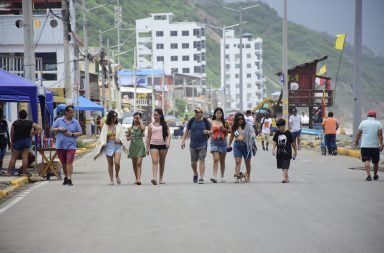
[{"left": 0, "top": 181, "right": 48, "bottom": 215}]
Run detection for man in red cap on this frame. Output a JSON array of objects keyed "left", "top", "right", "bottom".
[{"left": 354, "top": 110, "right": 383, "bottom": 181}]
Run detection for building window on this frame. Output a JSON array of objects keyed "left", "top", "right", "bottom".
[
  {"left": 194, "top": 66, "right": 201, "bottom": 73},
  {"left": 171, "top": 68, "right": 178, "bottom": 73},
  {"left": 235, "top": 74, "right": 239, "bottom": 78},
  {"left": 156, "top": 44, "right": 164, "bottom": 49},
  {"left": 171, "top": 56, "right": 178, "bottom": 61},
  {"left": 182, "top": 68, "right": 190, "bottom": 73},
  {"left": 193, "top": 28, "right": 200, "bottom": 36},
  {"left": 201, "top": 52, "right": 205, "bottom": 61},
  {"left": 154, "top": 15, "right": 167, "bottom": 20},
  {"left": 235, "top": 64, "right": 240, "bottom": 69},
  {"left": 225, "top": 74, "right": 230, "bottom": 79},
  {"left": 156, "top": 31, "right": 164, "bottom": 37},
  {"left": 201, "top": 64, "right": 205, "bottom": 73},
  {"left": 225, "top": 44, "right": 229, "bottom": 49},
  {"left": 170, "top": 43, "right": 178, "bottom": 49},
  {"left": 246, "top": 53, "right": 251, "bottom": 59},
  {"left": 247, "top": 63, "right": 251, "bottom": 68},
  {"left": 194, "top": 54, "right": 201, "bottom": 62},
  {"left": 157, "top": 56, "right": 164, "bottom": 62},
  {"left": 182, "top": 43, "right": 189, "bottom": 49},
  {"left": 255, "top": 42, "right": 261, "bottom": 50},
  {"left": 225, "top": 54, "right": 229, "bottom": 60},
  {"left": 200, "top": 40, "right": 205, "bottom": 49},
  {"left": 256, "top": 73, "right": 261, "bottom": 80},
  {"left": 182, "top": 55, "right": 189, "bottom": 61},
  {"left": 170, "top": 30, "right": 177, "bottom": 36},
  {"left": 247, "top": 73, "right": 252, "bottom": 78},
  {"left": 247, "top": 83, "right": 252, "bottom": 88},
  {"left": 246, "top": 44, "right": 251, "bottom": 48},
  {"left": 182, "top": 30, "right": 189, "bottom": 36},
  {"left": 225, "top": 64, "right": 230, "bottom": 70},
  {"left": 255, "top": 62, "right": 260, "bottom": 69}
]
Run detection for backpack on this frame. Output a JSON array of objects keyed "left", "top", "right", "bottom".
[{"left": 187, "top": 117, "right": 210, "bottom": 139}]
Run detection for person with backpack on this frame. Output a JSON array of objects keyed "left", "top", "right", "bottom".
[{"left": 181, "top": 107, "right": 211, "bottom": 184}]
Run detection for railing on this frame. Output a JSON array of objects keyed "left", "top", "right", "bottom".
[
  {"left": 288, "top": 89, "right": 333, "bottom": 107},
  {"left": 0, "top": 55, "right": 42, "bottom": 76}
]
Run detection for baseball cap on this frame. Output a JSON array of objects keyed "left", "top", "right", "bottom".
[
  {"left": 367, "top": 110, "right": 376, "bottom": 117},
  {"left": 194, "top": 106, "right": 203, "bottom": 113}
]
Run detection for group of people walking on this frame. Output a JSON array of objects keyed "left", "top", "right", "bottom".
[
  {"left": 0, "top": 104, "right": 382, "bottom": 185},
  {"left": 92, "top": 106, "right": 299, "bottom": 185}
]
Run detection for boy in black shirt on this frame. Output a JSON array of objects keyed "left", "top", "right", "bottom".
[{"left": 272, "top": 118, "right": 297, "bottom": 183}]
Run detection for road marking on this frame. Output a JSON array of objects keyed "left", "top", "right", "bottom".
[{"left": 0, "top": 181, "right": 48, "bottom": 215}]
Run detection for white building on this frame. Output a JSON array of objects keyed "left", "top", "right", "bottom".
[
  {"left": 136, "top": 13, "right": 206, "bottom": 81},
  {"left": 220, "top": 30, "right": 264, "bottom": 111}
]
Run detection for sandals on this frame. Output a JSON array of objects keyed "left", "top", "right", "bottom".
[
  {"left": 116, "top": 176, "right": 121, "bottom": 184},
  {"left": 151, "top": 179, "right": 157, "bottom": 185}
]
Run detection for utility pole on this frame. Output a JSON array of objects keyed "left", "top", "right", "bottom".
[
  {"left": 133, "top": 47, "right": 137, "bottom": 113},
  {"left": 115, "top": 0, "right": 122, "bottom": 65},
  {"left": 22, "top": 0, "right": 35, "bottom": 83},
  {"left": 282, "top": 0, "right": 289, "bottom": 121},
  {"left": 99, "top": 30, "right": 106, "bottom": 109},
  {"left": 82, "top": 0, "right": 92, "bottom": 135},
  {"left": 353, "top": 0, "right": 362, "bottom": 138},
  {"left": 62, "top": 0, "right": 72, "bottom": 103}
]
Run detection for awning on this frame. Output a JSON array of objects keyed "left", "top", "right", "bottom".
[{"left": 56, "top": 96, "right": 104, "bottom": 114}]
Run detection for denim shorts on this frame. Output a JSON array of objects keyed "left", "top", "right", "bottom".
[
  {"left": 210, "top": 137, "right": 227, "bottom": 153},
  {"left": 104, "top": 141, "right": 122, "bottom": 156},
  {"left": 13, "top": 138, "right": 32, "bottom": 151},
  {"left": 233, "top": 140, "right": 251, "bottom": 160},
  {"left": 0, "top": 146, "right": 6, "bottom": 160},
  {"left": 190, "top": 146, "right": 207, "bottom": 162},
  {"left": 291, "top": 130, "right": 301, "bottom": 141}
]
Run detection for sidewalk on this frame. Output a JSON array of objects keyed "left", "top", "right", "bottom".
[{"left": 0, "top": 136, "right": 97, "bottom": 200}]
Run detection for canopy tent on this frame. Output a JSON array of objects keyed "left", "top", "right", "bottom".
[
  {"left": 56, "top": 96, "right": 104, "bottom": 114},
  {"left": 0, "top": 69, "right": 39, "bottom": 123}
]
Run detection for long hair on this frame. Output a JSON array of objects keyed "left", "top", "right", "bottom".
[
  {"left": 212, "top": 107, "right": 225, "bottom": 126},
  {"left": 106, "top": 110, "right": 118, "bottom": 125},
  {"left": 132, "top": 112, "right": 142, "bottom": 127},
  {"left": 154, "top": 108, "right": 168, "bottom": 141},
  {"left": 232, "top": 112, "right": 246, "bottom": 132}
]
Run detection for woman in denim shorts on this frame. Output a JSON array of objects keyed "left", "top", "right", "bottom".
[
  {"left": 209, "top": 107, "right": 231, "bottom": 183},
  {"left": 7, "top": 110, "right": 41, "bottom": 176},
  {"left": 94, "top": 111, "right": 129, "bottom": 185},
  {"left": 228, "top": 112, "right": 255, "bottom": 183}
]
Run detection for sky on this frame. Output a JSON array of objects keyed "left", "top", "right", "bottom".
[{"left": 225, "top": 0, "right": 384, "bottom": 56}]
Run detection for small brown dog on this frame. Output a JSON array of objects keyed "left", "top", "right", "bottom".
[{"left": 234, "top": 171, "right": 249, "bottom": 183}]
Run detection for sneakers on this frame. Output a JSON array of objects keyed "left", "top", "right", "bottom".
[
  {"left": 116, "top": 177, "right": 121, "bottom": 184},
  {"left": 219, "top": 177, "right": 225, "bottom": 183},
  {"left": 67, "top": 179, "right": 73, "bottom": 186},
  {"left": 210, "top": 177, "right": 217, "bottom": 183},
  {"left": 366, "top": 175, "right": 372, "bottom": 181},
  {"left": 193, "top": 175, "right": 198, "bottom": 183},
  {"left": 373, "top": 175, "right": 379, "bottom": 181},
  {"left": 63, "top": 177, "right": 68, "bottom": 185},
  {"left": 198, "top": 178, "right": 205, "bottom": 184}
]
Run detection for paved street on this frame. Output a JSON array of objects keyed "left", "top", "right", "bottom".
[{"left": 0, "top": 139, "right": 383, "bottom": 253}]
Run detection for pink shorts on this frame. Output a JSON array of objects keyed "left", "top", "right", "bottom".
[{"left": 57, "top": 149, "right": 76, "bottom": 164}]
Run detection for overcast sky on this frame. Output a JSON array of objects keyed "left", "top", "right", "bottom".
[{"left": 225, "top": 0, "right": 384, "bottom": 56}]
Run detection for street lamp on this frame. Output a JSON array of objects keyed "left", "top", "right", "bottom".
[
  {"left": 222, "top": 3, "right": 260, "bottom": 112},
  {"left": 208, "top": 22, "right": 244, "bottom": 113}
]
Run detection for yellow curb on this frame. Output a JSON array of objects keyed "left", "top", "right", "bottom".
[
  {"left": 337, "top": 147, "right": 361, "bottom": 158},
  {"left": 10, "top": 176, "right": 29, "bottom": 187},
  {"left": 0, "top": 186, "right": 17, "bottom": 199}
]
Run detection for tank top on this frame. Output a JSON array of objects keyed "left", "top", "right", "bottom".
[
  {"left": 13, "top": 120, "right": 33, "bottom": 141},
  {"left": 150, "top": 123, "right": 166, "bottom": 145}
]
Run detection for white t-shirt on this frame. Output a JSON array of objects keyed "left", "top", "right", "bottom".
[
  {"left": 289, "top": 115, "right": 301, "bottom": 132},
  {"left": 261, "top": 118, "right": 273, "bottom": 134},
  {"left": 301, "top": 114, "right": 309, "bottom": 124}
]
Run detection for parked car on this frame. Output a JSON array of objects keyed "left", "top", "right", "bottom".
[{"left": 164, "top": 115, "right": 180, "bottom": 127}]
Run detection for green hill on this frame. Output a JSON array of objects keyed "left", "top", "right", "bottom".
[{"left": 79, "top": 0, "right": 384, "bottom": 124}]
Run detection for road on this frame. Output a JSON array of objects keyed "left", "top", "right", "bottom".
[{"left": 0, "top": 139, "right": 383, "bottom": 253}]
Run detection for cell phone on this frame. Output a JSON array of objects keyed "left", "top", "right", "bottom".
[{"left": 227, "top": 147, "right": 233, "bottom": 152}]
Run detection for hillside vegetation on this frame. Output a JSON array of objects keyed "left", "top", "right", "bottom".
[{"left": 78, "top": 0, "right": 384, "bottom": 123}]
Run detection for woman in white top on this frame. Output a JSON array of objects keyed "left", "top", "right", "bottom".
[{"left": 146, "top": 108, "right": 171, "bottom": 185}]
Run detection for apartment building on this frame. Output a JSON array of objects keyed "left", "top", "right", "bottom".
[
  {"left": 220, "top": 30, "right": 264, "bottom": 111},
  {"left": 135, "top": 13, "right": 206, "bottom": 84}
]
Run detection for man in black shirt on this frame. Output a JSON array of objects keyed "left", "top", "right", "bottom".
[{"left": 0, "top": 105, "right": 11, "bottom": 170}]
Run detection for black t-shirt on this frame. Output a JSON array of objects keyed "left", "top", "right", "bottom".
[
  {"left": 12, "top": 120, "right": 33, "bottom": 141},
  {"left": 273, "top": 130, "right": 293, "bottom": 159}
]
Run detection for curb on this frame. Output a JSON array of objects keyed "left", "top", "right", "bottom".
[
  {"left": 0, "top": 176, "right": 29, "bottom": 199},
  {"left": 337, "top": 147, "right": 361, "bottom": 158}
]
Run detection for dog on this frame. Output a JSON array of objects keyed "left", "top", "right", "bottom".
[{"left": 234, "top": 171, "right": 249, "bottom": 183}]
